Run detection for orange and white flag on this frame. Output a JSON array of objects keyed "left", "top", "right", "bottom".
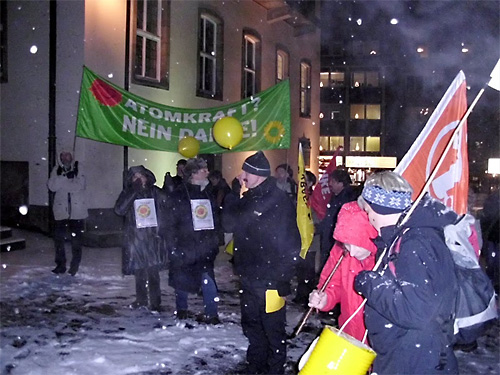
[{"left": 395, "top": 71, "right": 468, "bottom": 214}]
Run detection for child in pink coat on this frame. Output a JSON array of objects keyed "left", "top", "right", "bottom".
[{"left": 308, "top": 201, "right": 378, "bottom": 342}]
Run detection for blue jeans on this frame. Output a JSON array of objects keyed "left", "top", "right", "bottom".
[{"left": 175, "top": 272, "right": 218, "bottom": 317}]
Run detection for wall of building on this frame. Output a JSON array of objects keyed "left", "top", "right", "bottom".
[{"left": 1, "top": 0, "right": 320, "bottom": 233}]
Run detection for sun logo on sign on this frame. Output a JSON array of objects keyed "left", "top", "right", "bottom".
[
  {"left": 194, "top": 204, "right": 208, "bottom": 219},
  {"left": 263, "top": 121, "right": 286, "bottom": 144},
  {"left": 137, "top": 204, "right": 151, "bottom": 218}
]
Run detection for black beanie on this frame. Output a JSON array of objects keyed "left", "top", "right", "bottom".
[{"left": 242, "top": 151, "right": 271, "bottom": 177}]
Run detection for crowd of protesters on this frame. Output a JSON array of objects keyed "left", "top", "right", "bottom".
[{"left": 47, "top": 149, "right": 497, "bottom": 375}]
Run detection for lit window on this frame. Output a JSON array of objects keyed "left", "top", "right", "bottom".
[
  {"left": 276, "top": 49, "right": 289, "bottom": 82},
  {"left": 366, "top": 104, "right": 380, "bottom": 119},
  {"left": 131, "top": 0, "right": 170, "bottom": 89},
  {"left": 242, "top": 30, "right": 260, "bottom": 98},
  {"left": 319, "top": 136, "right": 344, "bottom": 151},
  {"left": 349, "top": 137, "right": 380, "bottom": 152},
  {"left": 197, "top": 11, "right": 223, "bottom": 100},
  {"left": 300, "top": 60, "right": 311, "bottom": 117},
  {"left": 350, "top": 104, "right": 365, "bottom": 120},
  {"left": 331, "top": 72, "right": 344, "bottom": 85},
  {"left": 329, "top": 136, "right": 344, "bottom": 150},
  {"left": 352, "top": 71, "right": 379, "bottom": 88},
  {"left": 350, "top": 137, "right": 364, "bottom": 151},
  {"left": 366, "top": 137, "right": 380, "bottom": 152},
  {"left": 350, "top": 104, "right": 380, "bottom": 120},
  {"left": 320, "top": 72, "right": 330, "bottom": 88}
]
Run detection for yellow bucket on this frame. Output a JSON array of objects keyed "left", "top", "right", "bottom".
[{"left": 299, "top": 326, "right": 376, "bottom": 375}]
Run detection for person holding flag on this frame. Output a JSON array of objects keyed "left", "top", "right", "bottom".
[
  {"left": 222, "top": 151, "right": 301, "bottom": 375},
  {"left": 294, "top": 143, "right": 319, "bottom": 306},
  {"left": 354, "top": 171, "right": 459, "bottom": 374}
]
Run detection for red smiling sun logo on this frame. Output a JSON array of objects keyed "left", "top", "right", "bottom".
[{"left": 89, "top": 79, "right": 122, "bottom": 106}]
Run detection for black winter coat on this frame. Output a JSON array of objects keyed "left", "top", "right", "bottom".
[
  {"left": 114, "top": 166, "right": 167, "bottom": 275},
  {"left": 165, "top": 182, "right": 219, "bottom": 294},
  {"left": 222, "top": 177, "right": 301, "bottom": 296},
  {"left": 355, "top": 196, "right": 459, "bottom": 375}
]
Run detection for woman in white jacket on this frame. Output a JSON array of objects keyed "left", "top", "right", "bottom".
[{"left": 47, "top": 151, "right": 88, "bottom": 275}]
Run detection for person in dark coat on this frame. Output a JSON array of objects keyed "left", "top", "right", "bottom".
[
  {"left": 275, "top": 163, "right": 298, "bottom": 203},
  {"left": 162, "top": 158, "right": 186, "bottom": 193},
  {"left": 164, "top": 157, "right": 220, "bottom": 324},
  {"left": 318, "top": 168, "right": 357, "bottom": 270},
  {"left": 354, "top": 171, "right": 459, "bottom": 375},
  {"left": 223, "top": 151, "right": 301, "bottom": 375},
  {"left": 114, "top": 165, "right": 167, "bottom": 312},
  {"left": 207, "top": 170, "right": 231, "bottom": 246},
  {"left": 480, "top": 187, "right": 499, "bottom": 293}
]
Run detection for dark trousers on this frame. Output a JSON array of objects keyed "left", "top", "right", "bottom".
[
  {"left": 240, "top": 286, "right": 287, "bottom": 374},
  {"left": 175, "top": 272, "right": 218, "bottom": 317},
  {"left": 295, "top": 251, "right": 317, "bottom": 301},
  {"left": 54, "top": 219, "right": 84, "bottom": 271},
  {"left": 135, "top": 266, "right": 161, "bottom": 309}
]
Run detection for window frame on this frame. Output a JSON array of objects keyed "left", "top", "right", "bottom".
[
  {"left": 300, "top": 59, "right": 312, "bottom": 118},
  {"left": 196, "top": 9, "right": 223, "bottom": 100},
  {"left": 276, "top": 46, "right": 289, "bottom": 83},
  {"left": 130, "top": 0, "right": 170, "bottom": 89},
  {"left": 241, "top": 29, "right": 261, "bottom": 99}
]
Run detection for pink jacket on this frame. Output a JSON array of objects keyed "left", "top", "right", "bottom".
[{"left": 317, "top": 201, "right": 378, "bottom": 342}]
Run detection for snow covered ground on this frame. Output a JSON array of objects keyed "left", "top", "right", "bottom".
[{"left": 1, "top": 228, "right": 499, "bottom": 374}]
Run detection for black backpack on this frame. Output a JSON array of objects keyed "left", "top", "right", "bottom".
[{"left": 444, "top": 214, "right": 498, "bottom": 345}]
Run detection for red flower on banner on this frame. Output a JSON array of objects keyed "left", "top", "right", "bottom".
[{"left": 89, "top": 78, "right": 122, "bottom": 106}]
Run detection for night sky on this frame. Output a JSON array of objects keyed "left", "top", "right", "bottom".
[{"left": 320, "top": 0, "right": 499, "bottom": 176}]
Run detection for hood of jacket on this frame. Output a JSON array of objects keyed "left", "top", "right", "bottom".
[
  {"left": 126, "top": 165, "right": 156, "bottom": 188},
  {"left": 402, "top": 194, "right": 458, "bottom": 231},
  {"left": 333, "top": 201, "right": 378, "bottom": 253}
]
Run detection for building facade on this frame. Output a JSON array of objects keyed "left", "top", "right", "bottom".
[{"left": 1, "top": 0, "right": 321, "bottom": 236}]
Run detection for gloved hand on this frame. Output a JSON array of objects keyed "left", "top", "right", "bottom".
[
  {"left": 354, "top": 270, "right": 378, "bottom": 296},
  {"left": 57, "top": 166, "right": 63, "bottom": 176},
  {"left": 66, "top": 170, "right": 76, "bottom": 179},
  {"left": 231, "top": 177, "right": 241, "bottom": 195},
  {"left": 132, "top": 178, "right": 143, "bottom": 193},
  {"left": 163, "top": 172, "right": 174, "bottom": 193}
]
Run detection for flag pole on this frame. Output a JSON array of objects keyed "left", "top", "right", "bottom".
[{"left": 292, "top": 250, "right": 348, "bottom": 337}]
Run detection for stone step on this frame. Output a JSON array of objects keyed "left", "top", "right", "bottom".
[
  {"left": 0, "top": 226, "right": 13, "bottom": 239},
  {"left": 0, "top": 237, "right": 26, "bottom": 252}
]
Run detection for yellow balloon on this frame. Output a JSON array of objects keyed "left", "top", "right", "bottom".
[
  {"left": 178, "top": 136, "right": 200, "bottom": 158},
  {"left": 213, "top": 116, "right": 244, "bottom": 150}
]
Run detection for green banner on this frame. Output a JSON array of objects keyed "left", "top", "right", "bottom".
[{"left": 76, "top": 66, "right": 291, "bottom": 153}]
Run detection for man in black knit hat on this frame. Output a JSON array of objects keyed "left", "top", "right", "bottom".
[{"left": 223, "top": 151, "right": 301, "bottom": 375}]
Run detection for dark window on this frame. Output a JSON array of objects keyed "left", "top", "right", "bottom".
[
  {"left": 130, "top": 0, "right": 170, "bottom": 89},
  {"left": 276, "top": 48, "right": 289, "bottom": 83},
  {"left": 197, "top": 11, "right": 223, "bottom": 100},
  {"left": 300, "top": 60, "right": 311, "bottom": 117},
  {"left": 242, "top": 30, "right": 261, "bottom": 98}
]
